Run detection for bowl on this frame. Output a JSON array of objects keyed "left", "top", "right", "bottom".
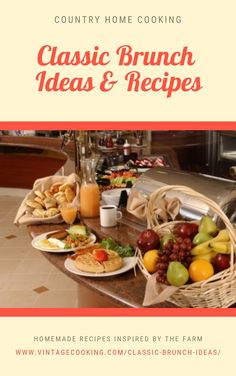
[{"left": 101, "top": 188, "right": 131, "bottom": 207}]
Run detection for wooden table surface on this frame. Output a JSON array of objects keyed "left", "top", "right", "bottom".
[{"left": 28, "top": 213, "right": 176, "bottom": 308}]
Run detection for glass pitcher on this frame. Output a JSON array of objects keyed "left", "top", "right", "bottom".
[{"left": 79, "top": 158, "right": 100, "bottom": 218}]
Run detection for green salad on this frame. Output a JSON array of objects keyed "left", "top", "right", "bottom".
[{"left": 100, "top": 237, "right": 134, "bottom": 258}]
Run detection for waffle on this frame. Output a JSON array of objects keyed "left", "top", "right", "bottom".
[{"left": 75, "top": 249, "right": 123, "bottom": 273}]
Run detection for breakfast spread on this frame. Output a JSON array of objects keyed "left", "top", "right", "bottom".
[{"left": 32, "top": 225, "right": 96, "bottom": 252}]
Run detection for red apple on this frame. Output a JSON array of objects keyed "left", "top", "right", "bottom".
[
  {"left": 174, "top": 223, "right": 198, "bottom": 240},
  {"left": 137, "top": 229, "right": 160, "bottom": 254},
  {"left": 213, "top": 253, "right": 230, "bottom": 272}
]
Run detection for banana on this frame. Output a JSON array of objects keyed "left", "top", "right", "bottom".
[
  {"left": 209, "top": 241, "right": 231, "bottom": 254},
  {"left": 190, "top": 229, "right": 230, "bottom": 256},
  {"left": 191, "top": 243, "right": 212, "bottom": 256},
  {"left": 192, "top": 251, "right": 217, "bottom": 262},
  {"left": 210, "top": 229, "right": 230, "bottom": 243}
]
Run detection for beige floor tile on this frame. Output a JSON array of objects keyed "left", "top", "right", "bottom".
[
  {"left": 0, "top": 246, "right": 29, "bottom": 259},
  {"left": 0, "top": 291, "right": 37, "bottom": 307},
  {"left": 15, "top": 257, "right": 53, "bottom": 274},
  {"left": 0, "top": 192, "right": 78, "bottom": 308},
  {"left": 0, "top": 274, "right": 9, "bottom": 290},
  {"left": 25, "top": 247, "right": 48, "bottom": 259},
  {"left": 0, "top": 259, "right": 22, "bottom": 274},
  {"left": 2, "top": 274, "right": 49, "bottom": 292},
  {"left": 46, "top": 273, "right": 78, "bottom": 291},
  {"left": 33, "top": 291, "right": 78, "bottom": 308},
  {"left": 1, "top": 235, "right": 31, "bottom": 248},
  {"left": 50, "top": 265, "right": 67, "bottom": 275}
]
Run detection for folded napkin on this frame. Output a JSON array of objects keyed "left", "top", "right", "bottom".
[
  {"left": 127, "top": 188, "right": 181, "bottom": 226},
  {"left": 127, "top": 189, "right": 148, "bottom": 220},
  {"left": 14, "top": 173, "right": 80, "bottom": 226}
]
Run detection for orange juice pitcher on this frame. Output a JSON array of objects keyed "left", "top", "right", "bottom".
[{"left": 79, "top": 158, "right": 100, "bottom": 218}]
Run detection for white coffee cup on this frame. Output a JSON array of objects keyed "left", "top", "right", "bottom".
[{"left": 100, "top": 205, "right": 123, "bottom": 227}]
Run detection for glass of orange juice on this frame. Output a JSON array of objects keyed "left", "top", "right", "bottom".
[{"left": 60, "top": 203, "right": 78, "bottom": 225}]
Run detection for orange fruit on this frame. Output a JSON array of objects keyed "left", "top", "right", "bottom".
[
  {"left": 143, "top": 250, "right": 159, "bottom": 273},
  {"left": 188, "top": 259, "right": 214, "bottom": 282}
]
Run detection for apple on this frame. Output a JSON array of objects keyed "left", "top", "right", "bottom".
[
  {"left": 137, "top": 229, "right": 160, "bottom": 254},
  {"left": 174, "top": 223, "right": 199, "bottom": 240},
  {"left": 212, "top": 253, "right": 230, "bottom": 272}
]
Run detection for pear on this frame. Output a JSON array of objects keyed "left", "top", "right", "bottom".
[
  {"left": 199, "top": 215, "right": 219, "bottom": 236},
  {"left": 160, "top": 234, "right": 176, "bottom": 249},
  {"left": 192, "top": 232, "right": 213, "bottom": 246}
]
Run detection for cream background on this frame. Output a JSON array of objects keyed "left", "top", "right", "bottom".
[
  {"left": 0, "top": 316, "right": 234, "bottom": 375},
  {"left": 1, "top": 0, "right": 236, "bottom": 372},
  {"left": 1, "top": 0, "right": 236, "bottom": 121}
]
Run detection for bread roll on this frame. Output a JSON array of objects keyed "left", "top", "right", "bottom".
[
  {"left": 32, "top": 208, "right": 45, "bottom": 217},
  {"left": 43, "top": 197, "right": 57, "bottom": 209},
  {"left": 59, "top": 183, "right": 75, "bottom": 192},
  {"left": 49, "top": 182, "right": 62, "bottom": 194},
  {"left": 65, "top": 187, "right": 76, "bottom": 202},
  {"left": 34, "top": 197, "right": 44, "bottom": 206},
  {"left": 44, "top": 208, "right": 59, "bottom": 217},
  {"left": 44, "top": 190, "right": 53, "bottom": 198},
  {"left": 26, "top": 200, "right": 43, "bottom": 209},
  {"left": 34, "top": 190, "right": 45, "bottom": 200}
]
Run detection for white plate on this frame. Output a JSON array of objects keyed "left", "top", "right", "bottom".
[
  {"left": 31, "top": 231, "right": 96, "bottom": 253},
  {"left": 64, "top": 256, "right": 136, "bottom": 277}
]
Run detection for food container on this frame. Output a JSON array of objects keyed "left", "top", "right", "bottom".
[
  {"left": 131, "top": 166, "right": 236, "bottom": 225},
  {"left": 102, "top": 188, "right": 131, "bottom": 207}
]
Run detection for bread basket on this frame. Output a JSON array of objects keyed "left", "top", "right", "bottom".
[{"left": 137, "top": 185, "right": 236, "bottom": 308}]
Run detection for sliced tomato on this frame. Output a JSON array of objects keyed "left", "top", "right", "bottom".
[{"left": 94, "top": 249, "right": 108, "bottom": 262}]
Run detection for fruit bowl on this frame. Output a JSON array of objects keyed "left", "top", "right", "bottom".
[{"left": 101, "top": 188, "right": 131, "bottom": 207}]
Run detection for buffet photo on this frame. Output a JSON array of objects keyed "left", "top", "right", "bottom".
[{"left": 1, "top": 129, "right": 236, "bottom": 308}]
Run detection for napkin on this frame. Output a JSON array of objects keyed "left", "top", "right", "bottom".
[
  {"left": 142, "top": 272, "right": 178, "bottom": 306},
  {"left": 127, "top": 189, "right": 148, "bottom": 220},
  {"left": 127, "top": 188, "right": 181, "bottom": 225}
]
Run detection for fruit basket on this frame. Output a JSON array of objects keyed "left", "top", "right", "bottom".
[{"left": 137, "top": 185, "right": 236, "bottom": 308}]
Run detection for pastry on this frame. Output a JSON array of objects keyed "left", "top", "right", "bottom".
[
  {"left": 32, "top": 208, "right": 45, "bottom": 217},
  {"left": 74, "top": 249, "right": 123, "bottom": 273},
  {"left": 26, "top": 200, "right": 43, "bottom": 209},
  {"left": 34, "top": 196, "right": 44, "bottom": 206},
  {"left": 43, "top": 197, "right": 57, "bottom": 209},
  {"left": 44, "top": 208, "right": 59, "bottom": 217},
  {"left": 34, "top": 190, "right": 45, "bottom": 200},
  {"left": 59, "top": 183, "right": 75, "bottom": 192},
  {"left": 65, "top": 186, "right": 76, "bottom": 202}
]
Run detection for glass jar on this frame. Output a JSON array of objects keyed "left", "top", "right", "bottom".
[{"left": 79, "top": 158, "right": 100, "bottom": 218}]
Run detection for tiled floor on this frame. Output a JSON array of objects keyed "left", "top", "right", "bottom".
[{"left": 0, "top": 190, "right": 78, "bottom": 307}]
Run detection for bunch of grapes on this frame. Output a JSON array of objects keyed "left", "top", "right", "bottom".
[{"left": 156, "top": 237, "right": 193, "bottom": 284}]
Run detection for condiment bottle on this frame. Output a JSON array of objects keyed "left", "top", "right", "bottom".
[
  {"left": 79, "top": 158, "right": 100, "bottom": 218},
  {"left": 105, "top": 134, "right": 114, "bottom": 148},
  {"left": 123, "top": 139, "right": 131, "bottom": 156}
]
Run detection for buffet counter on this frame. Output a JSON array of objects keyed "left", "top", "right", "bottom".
[{"left": 28, "top": 213, "right": 176, "bottom": 308}]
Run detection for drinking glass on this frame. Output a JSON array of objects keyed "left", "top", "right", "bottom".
[{"left": 60, "top": 203, "right": 78, "bottom": 225}]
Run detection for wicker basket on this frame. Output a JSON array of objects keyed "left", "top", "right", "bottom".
[{"left": 138, "top": 185, "right": 236, "bottom": 308}]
